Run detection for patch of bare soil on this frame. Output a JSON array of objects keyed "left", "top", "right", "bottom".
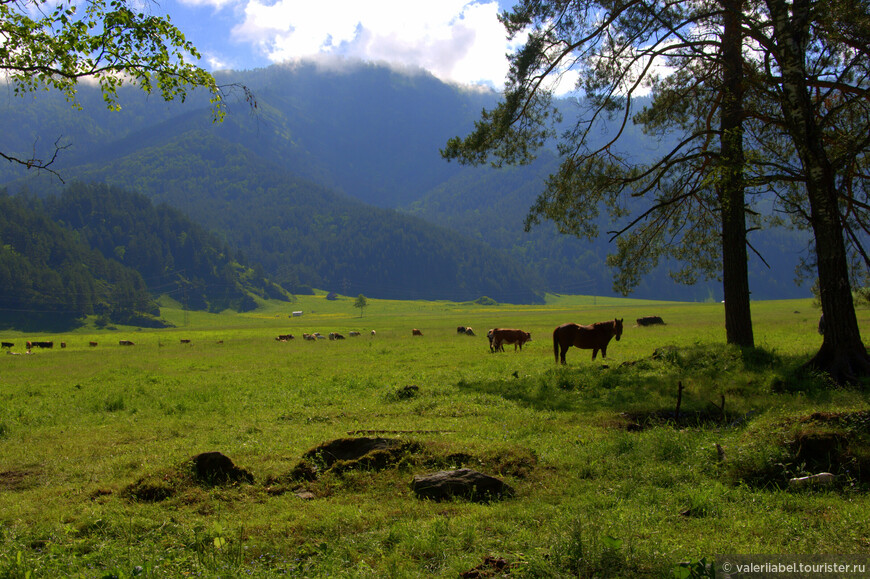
[
  {"left": 0, "top": 468, "right": 40, "bottom": 491},
  {"left": 460, "top": 555, "right": 517, "bottom": 578}
]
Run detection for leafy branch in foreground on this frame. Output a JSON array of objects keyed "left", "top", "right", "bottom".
[{"left": 0, "top": 0, "right": 252, "bottom": 176}]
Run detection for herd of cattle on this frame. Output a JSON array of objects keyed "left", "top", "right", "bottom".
[
  {"left": 273, "top": 325, "right": 534, "bottom": 354},
  {"left": 276, "top": 330, "right": 376, "bottom": 342},
  {"left": 2, "top": 339, "right": 130, "bottom": 352},
  {"left": 6, "top": 316, "right": 686, "bottom": 363},
  {"left": 2, "top": 326, "right": 535, "bottom": 354}
]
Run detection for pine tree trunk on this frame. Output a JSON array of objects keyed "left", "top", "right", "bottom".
[
  {"left": 720, "top": 0, "right": 754, "bottom": 348},
  {"left": 767, "top": 0, "right": 870, "bottom": 384}
]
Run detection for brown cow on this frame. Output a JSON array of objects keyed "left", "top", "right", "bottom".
[
  {"left": 276, "top": 334, "right": 294, "bottom": 341},
  {"left": 491, "top": 329, "right": 532, "bottom": 352},
  {"left": 119, "top": 340, "right": 135, "bottom": 346},
  {"left": 412, "top": 329, "right": 423, "bottom": 336},
  {"left": 457, "top": 326, "right": 467, "bottom": 334},
  {"left": 89, "top": 341, "right": 98, "bottom": 347},
  {"left": 464, "top": 327, "right": 475, "bottom": 336}
]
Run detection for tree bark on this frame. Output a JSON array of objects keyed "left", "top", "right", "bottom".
[
  {"left": 720, "top": 0, "right": 754, "bottom": 347},
  {"left": 766, "top": 0, "right": 870, "bottom": 384}
]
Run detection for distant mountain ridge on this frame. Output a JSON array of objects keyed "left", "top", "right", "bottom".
[{"left": 0, "top": 60, "right": 812, "bottom": 302}]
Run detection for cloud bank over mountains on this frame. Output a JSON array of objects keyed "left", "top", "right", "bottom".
[{"left": 174, "top": 0, "right": 522, "bottom": 90}]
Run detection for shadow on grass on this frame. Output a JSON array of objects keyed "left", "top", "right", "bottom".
[{"left": 456, "top": 343, "right": 835, "bottom": 418}]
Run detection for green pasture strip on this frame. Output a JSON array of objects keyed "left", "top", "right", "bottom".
[{"left": 1, "top": 296, "right": 868, "bottom": 577}]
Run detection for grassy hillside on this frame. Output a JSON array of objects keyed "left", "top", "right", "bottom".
[{"left": 1, "top": 296, "right": 867, "bottom": 577}]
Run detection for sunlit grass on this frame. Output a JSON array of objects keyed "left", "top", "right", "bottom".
[{"left": 1, "top": 295, "right": 868, "bottom": 577}]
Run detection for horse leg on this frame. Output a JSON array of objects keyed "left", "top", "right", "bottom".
[
  {"left": 591, "top": 348, "right": 599, "bottom": 360},
  {"left": 553, "top": 330, "right": 565, "bottom": 364}
]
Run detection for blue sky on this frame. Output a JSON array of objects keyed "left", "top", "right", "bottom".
[{"left": 156, "top": 0, "right": 521, "bottom": 90}]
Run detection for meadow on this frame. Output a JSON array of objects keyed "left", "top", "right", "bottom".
[{"left": 1, "top": 293, "right": 868, "bottom": 577}]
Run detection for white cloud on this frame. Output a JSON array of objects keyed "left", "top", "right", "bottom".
[{"left": 179, "top": 0, "right": 518, "bottom": 89}]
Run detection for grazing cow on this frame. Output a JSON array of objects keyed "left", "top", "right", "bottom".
[
  {"left": 26, "top": 341, "right": 32, "bottom": 350},
  {"left": 349, "top": 331, "right": 361, "bottom": 337},
  {"left": 276, "top": 334, "right": 294, "bottom": 341},
  {"left": 329, "top": 332, "right": 346, "bottom": 340},
  {"left": 464, "top": 327, "right": 475, "bottom": 336},
  {"left": 636, "top": 316, "right": 665, "bottom": 326},
  {"left": 31, "top": 341, "right": 53, "bottom": 349},
  {"left": 314, "top": 333, "right": 326, "bottom": 340},
  {"left": 412, "top": 329, "right": 423, "bottom": 336},
  {"left": 491, "top": 328, "right": 532, "bottom": 352},
  {"left": 119, "top": 340, "right": 135, "bottom": 346},
  {"left": 303, "top": 334, "right": 316, "bottom": 341},
  {"left": 60, "top": 342, "right": 66, "bottom": 348},
  {"left": 1, "top": 342, "right": 12, "bottom": 348},
  {"left": 457, "top": 326, "right": 467, "bottom": 334},
  {"left": 89, "top": 341, "right": 98, "bottom": 347},
  {"left": 371, "top": 330, "right": 376, "bottom": 336},
  {"left": 553, "top": 319, "right": 623, "bottom": 364},
  {"left": 180, "top": 339, "right": 192, "bottom": 344},
  {"left": 818, "top": 314, "right": 825, "bottom": 335}
]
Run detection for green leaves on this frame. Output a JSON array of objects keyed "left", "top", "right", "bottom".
[{"left": 1, "top": 0, "right": 223, "bottom": 119}]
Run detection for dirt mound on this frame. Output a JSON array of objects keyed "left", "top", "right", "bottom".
[
  {"left": 296, "top": 437, "right": 424, "bottom": 477},
  {"left": 727, "top": 410, "right": 870, "bottom": 490},
  {"left": 123, "top": 451, "right": 254, "bottom": 503},
  {"left": 192, "top": 451, "right": 254, "bottom": 485}
]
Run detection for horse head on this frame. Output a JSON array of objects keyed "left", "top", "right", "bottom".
[{"left": 614, "top": 318, "right": 623, "bottom": 341}]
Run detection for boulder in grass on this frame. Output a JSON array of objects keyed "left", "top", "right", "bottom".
[
  {"left": 411, "top": 468, "right": 514, "bottom": 502},
  {"left": 192, "top": 452, "right": 254, "bottom": 485}
]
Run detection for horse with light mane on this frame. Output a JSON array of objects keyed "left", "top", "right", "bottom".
[{"left": 553, "top": 319, "right": 623, "bottom": 364}]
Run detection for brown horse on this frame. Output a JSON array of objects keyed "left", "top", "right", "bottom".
[{"left": 553, "top": 319, "right": 623, "bottom": 364}]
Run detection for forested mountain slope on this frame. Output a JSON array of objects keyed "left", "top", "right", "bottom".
[
  {"left": 409, "top": 151, "right": 812, "bottom": 301},
  {"left": 0, "top": 183, "right": 296, "bottom": 329},
  {"left": 46, "top": 131, "right": 543, "bottom": 303},
  {"left": 44, "top": 183, "right": 291, "bottom": 312},
  {"left": 0, "top": 61, "right": 813, "bottom": 302},
  {"left": 0, "top": 192, "right": 161, "bottom": 330}
]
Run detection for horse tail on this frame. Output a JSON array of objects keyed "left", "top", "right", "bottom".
[{"left": 553, "top": 326, "right": 559, "bottom": 363}]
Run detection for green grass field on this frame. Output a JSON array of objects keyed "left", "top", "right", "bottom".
[{"left": 1, "top": 294, "right": 868, "bottom": 577}]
